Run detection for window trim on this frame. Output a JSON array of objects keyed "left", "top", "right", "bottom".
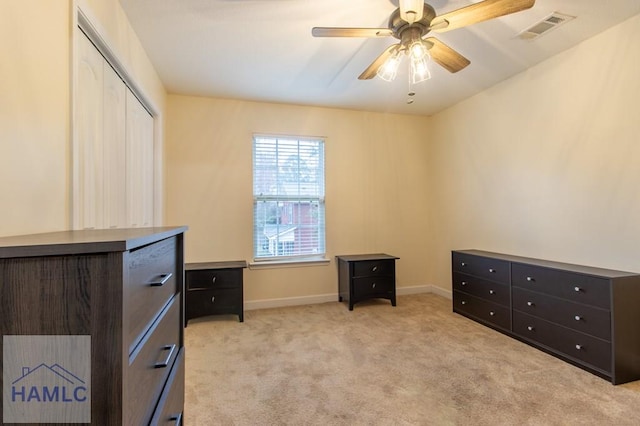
[
  {"left": 248, "top": 256, "right": 330, "bottom": 269},
  {"left": 252, "top": 134, "right": 326, "bottom": 264}
]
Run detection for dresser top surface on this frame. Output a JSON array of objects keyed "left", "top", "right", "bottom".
[
  {"left": 336, "top": 253, "right": 399, "bottom": 262},
  {"left": 454, "top": 249, "right": 638, "bottom": 278},
  {"left": 186, "top": 260, "right": 247, "bottom": 270},
  {"left": 0, "top": 226, "right": 188, "bottom": 258}
]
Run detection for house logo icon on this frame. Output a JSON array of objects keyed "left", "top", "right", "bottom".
[
  {"left": 11, "top": 363, "right": 88, "bottom": 403},
  {"left": 3, "top": 335, "right": 91, "bottom": 423}
]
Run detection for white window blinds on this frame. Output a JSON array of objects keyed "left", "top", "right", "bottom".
[{"left": 253, "top": 136, "right": 325, "bottom": 260}]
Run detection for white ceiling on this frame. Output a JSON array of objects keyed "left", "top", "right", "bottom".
[{"left": 119, "top": 0, "right": 640, "bottom": 116}]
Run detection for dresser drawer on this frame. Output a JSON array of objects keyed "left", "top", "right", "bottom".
[
  {"left": 187, "top": 288, "right": 242, "bottom": 317},
  {"left": 127, "top": 236, "right": 177, "bottom": 353},
  {"left": 352, "top": 276, "right": 394, "bottom": 299},
  {"left": 127, "top": 296, "right": 181, "bottom": 426},
  {"left": 513, "top": 311, "right": 611, "bottom": 374},
  {"left": 453, "top": 271, "right": 510, "bottom": 306},
  {"left": 512, "top": 263, "right": 610, "bottom": 309},
  {"left": 452, "top": 252, "right": 510, "bottom": 284},
  {"left": 187, "top": 268, "right": 242, "bottom": 290},
  {"left": 453, "top": 290, "right": 510, "bottom": 330},
  {"left": 353, "top": 259, "right": 394, "bottom": 277},
  {"left": 150, "top": 347, "right": 185, "bottom": 426},
  {"left": 513, "top": 287, "right": 611, "bottom": 341}
]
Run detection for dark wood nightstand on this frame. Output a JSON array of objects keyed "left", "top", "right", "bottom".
[
  {"left": 336, "top": 254, "right": 399, "bottom": 310},
  {"left": 185, "top": 261, "right": 247, "bottom": 324}
]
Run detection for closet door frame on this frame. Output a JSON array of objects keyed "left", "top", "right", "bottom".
[{"left": 72, "top": 7, "right": 163, "bottom": 230}]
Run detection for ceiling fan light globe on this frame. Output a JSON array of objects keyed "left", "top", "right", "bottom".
[
  {"left": 410, "top": 56, "right": 431, "bottom": 84},
  {"left": 377, "top": 54, "right": 402, "bottom": 82},
  {"left": 409, "top": 41, "right": 428, "bottom": 60}
]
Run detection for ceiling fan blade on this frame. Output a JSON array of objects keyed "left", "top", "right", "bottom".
[
  {"left": 358, "top": 44, "right": 401, "bottom": 80},
  {"left": 431, "top": 0, "right": 535, "bottom": 33},
  {"left": 425, "top": 38, "right": 470, "bottom": 73},
  {"left": 312, "top": 27, "right": 393, "bottom": 38}
]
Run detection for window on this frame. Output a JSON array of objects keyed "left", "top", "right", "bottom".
[{"left": 253, "top": 135, "right": 325, "bottom": 261}]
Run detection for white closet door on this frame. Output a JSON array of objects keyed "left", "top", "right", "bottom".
[
  {"left": 126, "top": 90, "right": 154, "bottom": 227},
  {"left": 76, "top": 31, "right": 105, "bottom": 229},
  {"left": 103, "top": 61, "right": 127, "bottom": 228},
  {"left": 75, "top": 29, "right": 156, "bottom": 230}
]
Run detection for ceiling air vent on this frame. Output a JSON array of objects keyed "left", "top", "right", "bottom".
[{"left": 516, "top": 12, "right": 575, "bottom": 40}]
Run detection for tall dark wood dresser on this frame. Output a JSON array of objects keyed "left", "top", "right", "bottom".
[{"left": 0, "top": 227, "right": 187, "bottom": 424}]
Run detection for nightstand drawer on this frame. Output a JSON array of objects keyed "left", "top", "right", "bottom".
[
  {"left": 453, "top": 290, "right": 510, "bottom": 330},
  {"left": 187, "top": 268, "right": 242, "bottom": 290},
  {"left": 453, "top": 271, "right": 510, "bottom": 306},
  {"left": 353, "top": 259, "right": 394, "bottom": 277},
  {"left": 452, "top": 252, "right": 510, "bottom": 284},
  {"left": 512, "top": 263, "right": 610, "bottom": 309},
  {"left": 127, "top": 295, "right": 180, "bottom": 426},
  {"left": 514, "top": 311, "right": 611, "bottom": 374},
  {"left": 127, "top": 236, "right": 177, "bottom": 353},
  {"left": 513, "top": 287, "right": 611, "bottom": 340},
  {"left": 187, "top": 288, "right": 242, "bottom": 317},
  {"left": 352, "top": 276, "right": 394, "bottom": 299}
]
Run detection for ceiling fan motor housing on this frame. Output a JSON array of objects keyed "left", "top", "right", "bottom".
[{"left": 389, "top": 4, "right": 437, "bottom": 40}]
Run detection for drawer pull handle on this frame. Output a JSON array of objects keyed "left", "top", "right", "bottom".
[
  {"left": 526, "top": 276, "right": 534, "bottom": 282},
  {"left": 154, "top": 344, "right": 177, "bottom": 368},
  {"left": 527, "top": 301, "right": 534, "bottom": 307},
  {"left": 170, "top": 413, "right": 183, "bottom": 426},
  {"left": 574, "top": 286, "right": 582, "bottom": 292},
  {"left": 461, "top": 262, "right": 466, "bottom": 267},
  {"left": 461, "top": 301, "right": 467, "bottom": 305},
  {"left": 489, "top": 268, "right": 495, "bottom": 273},
  {"left": 212, "top": 276, "right": 217, "bottom": 284},
  {"left": 489, "top": 311, "right": 495, "bottom": 316},
  {"left": 574, "top": 315, "right": 581, "bottom": 321},
  {"left": 372, "top": 282, "right": 376, "bottom": 289},
  {"left": 211, "top": 296, "right": 216, "bottom": 303},
  {"left": 489, "top": 290, "right": 495, "bottom": 295},
  {"left": 527, "top": 326, "right": 534, "bottom": 331},
  {"left": 461, "top": 281, "right": 467, "bottom": 286},
  {"left": 372, "top": 266, "right": 378, "bottom": 272},
  {"left": 575, "top": 344, "right": 583, "bottom": 350},
  {"left": 149, "top": 272, "right": 173, "bottom": 287}
]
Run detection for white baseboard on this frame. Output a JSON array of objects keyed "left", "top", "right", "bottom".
[
  {"left": 429, "top": 285, "right": 452, "bottom": 299},
  {"left": 244, "top": 284, "right": 450, "bottom": 311},
  {"left": 396, "top": 285, "right": 432, "bottom": 295}
]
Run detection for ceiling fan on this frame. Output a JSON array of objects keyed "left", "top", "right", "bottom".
[{"left": 312, "top": 0, "right": 536, "bottom": 82}]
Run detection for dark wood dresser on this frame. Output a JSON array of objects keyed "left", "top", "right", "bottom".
[
  {"left": 0, "top": 227, "right": 187, "bottom": 424},
  {"left": 185, "top": 261, "right": 247, "bottom": 324},
  {"left": 336, "top": 254, "right": 399, "bottom": 310},
  {"left": 453, "top": 249, "right": 640, "bottom": 384}
]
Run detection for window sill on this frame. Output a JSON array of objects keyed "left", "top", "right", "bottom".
[{"left": 248, "top": 257, "right": 330, "bottom": 270}]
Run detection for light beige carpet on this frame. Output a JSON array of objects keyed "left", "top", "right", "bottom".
[{"left": 184, "top": 293, "right": 640, "bottom": 425}]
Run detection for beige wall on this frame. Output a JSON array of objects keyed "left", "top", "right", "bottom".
[
  {"left": 0, "top": 1, "right": 70, "bottom": 236},
  {"left": 4, "top": 0, "right": 637, "bottom": 304},
  {"left": 427, "top": 13, "right": 640, "bottom": 291},
  {"left": 166, "top": 14, "right": 640, "bottom": 304},
  {"left": 0, "top": 0, "right": 165, "bottom": 237},
  {"left": 165, "top": 97, "right": 432, "bottom": 302}
]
